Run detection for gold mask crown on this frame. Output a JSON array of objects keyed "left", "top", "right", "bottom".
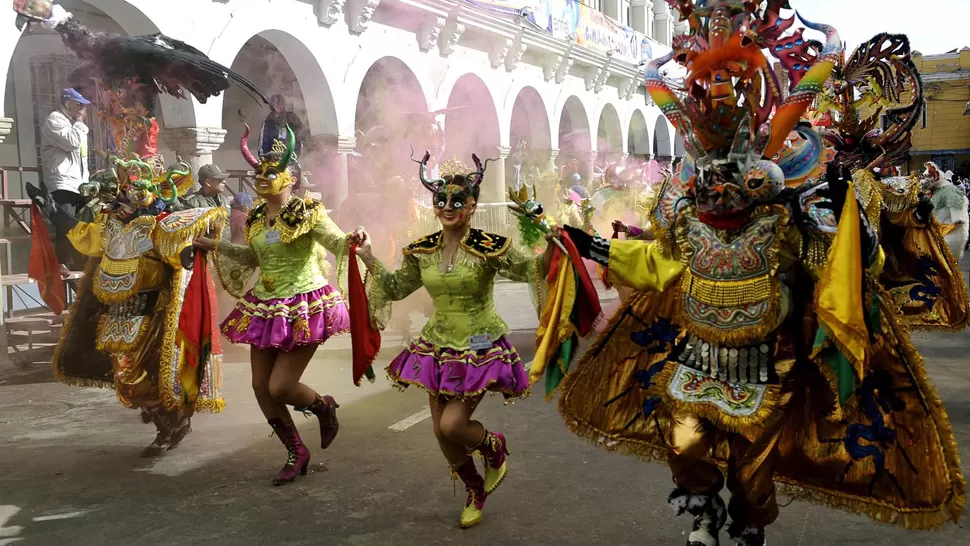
[
  {"left": 269, "top": 139, "right": 287, "bottom": 158},
  {"left": 438, "top": 155, "right": 469, "bottom": 178}
]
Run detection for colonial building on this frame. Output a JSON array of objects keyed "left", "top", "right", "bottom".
[
  {"left": 910, "top": 48, "right": 970, "bottom": 175},
  {"left": 0, "top": 0, "right": 686, "bottom": 208}
]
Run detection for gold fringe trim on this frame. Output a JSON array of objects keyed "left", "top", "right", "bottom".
[
  {"left": 678, "top": 280, "right": 781, "bottom": 348},
  {"left": 92, "top": 268, "right": 145, "bottom": 304},
  {"left": 195, "top": 397, "right": 227, "bottom": 414},
  {"left": 776, "top": 479, "right": 965, "bottom": 531},
  {"left": 650, "top": 363, "right": 787, "bottom": 433},
  {"left": 94, "top": 315, "right": 152, "bottom": 353},
  {"left": 153, "top": 207, "right": 226, "bottom": 259},
  {"left": 245, "top": 196, "right": 325, "bottom": 244},
  {"left": 51, "top": 259, "right": 109, "bottom": 385},
  {"left": 157, "top": 268, "right": 223, "bottom": 413},
  {"left": 680, "top": 271, "right": 774, "bottom": 307}
]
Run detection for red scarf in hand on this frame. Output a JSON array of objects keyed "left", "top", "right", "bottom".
[
  {"left": 28, "top": 202, "right": 66, "bottom": 315},
  {"left": 348, "top": 244, "right": 381, "bottom": 386}
]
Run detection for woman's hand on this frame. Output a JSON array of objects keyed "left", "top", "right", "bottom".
[
  {"left": 611, "top": 219, "right": 628, "bottom": 233},
  {"left": 193, "top": 236, "right": 215, "bottom": 252},
  {"left": 351, "top": 228, "right": 375, "bottom": 269}
]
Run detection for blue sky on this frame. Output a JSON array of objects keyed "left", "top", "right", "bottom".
[{"left": 783, "top": 0, "right": 969, "bottom": 56}]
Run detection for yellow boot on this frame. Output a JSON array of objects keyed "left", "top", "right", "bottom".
[
  {"left": 451, "top": 458, "right": 487, "bottom": 529},
  {"left": 476, "top": 430, "right": 509, "bottom": 494}
]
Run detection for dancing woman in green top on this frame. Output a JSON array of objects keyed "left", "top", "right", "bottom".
[
  {"left": 194, "top": 127, "right": 348, "bottom": 486},
  {"left": 351, "top": 151, "right": 556, "bottom": 529}
]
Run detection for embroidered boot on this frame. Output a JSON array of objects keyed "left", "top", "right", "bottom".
[
  {"left": 451, "top": 458, "right": 487, "bottom": 529},
  {"left": 296, "top": 393, "right": 340, "bottom": 449},
  {"left": 269, "top": 418, "right": 311, "bottom": 486},
  {"left": 669, "top": 489, "right": 727, "bottom": 546},
  {"left": 475, "top": 429, "right": 509, "bottom": 494}
]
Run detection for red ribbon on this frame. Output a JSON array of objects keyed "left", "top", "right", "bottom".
[{"left": 348, "top": 244, "right": 381, "bottom": 386}]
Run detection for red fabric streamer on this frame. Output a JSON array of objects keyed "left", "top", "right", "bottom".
[
  {"left": 557, "top": 232, "right": 602, "bottom": 336},
  {"left": 28, "top": 202, "right": 66, "bottom": 315},
  {"left": 178, "top": 251, "right": 220, "bottom": 371},
  {"left": 348, "top": 244, "right": 381, "bottom": 386}
]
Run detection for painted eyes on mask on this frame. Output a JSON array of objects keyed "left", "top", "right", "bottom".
[
  {"left": 745, "top": 176, "right": 766, "bottom": 191},
  {"left": 434, "top": 192, "right": 467, "bottom": 209}
]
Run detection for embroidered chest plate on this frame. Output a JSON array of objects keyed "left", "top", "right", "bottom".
[
  {"left": 678, "top": 212, "right": 787, "bottom": 344},
  {"left": 97, "top": 216, "right": 157, "bottom": 303}
]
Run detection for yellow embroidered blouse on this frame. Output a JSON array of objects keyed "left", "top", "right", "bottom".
[
  {"left": 368, "top": 229, "right": 542, "bottom": 350},
  {"left": 214, "top": 195, "right": 347, "bottom": 300}
]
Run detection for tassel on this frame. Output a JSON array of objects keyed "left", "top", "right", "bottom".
[{"left": 292, "top": 316, "right": 311, "bottom": 341}]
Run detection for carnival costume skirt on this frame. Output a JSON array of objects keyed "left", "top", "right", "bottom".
[
  {"left": 387, "top": 336, "right": 531, "bottom": 401},
  {"left": 220, "top": 284, "right": 350, "bottom": 351}
]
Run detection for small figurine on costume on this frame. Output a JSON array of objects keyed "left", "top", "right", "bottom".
[
  {"left": 921, "top": 162, "right": 969, "bottom": 261},
  {"left": 810, "top": 31, "right": 968, "bottom": 330},
  {"left": 558, "top": 2, "right": 964, "bottom": 545},
  {"left": 351, "top": 151, "right": 557, "bottom": 529},
  {"left": 54, "top": 154, "right": 227, "bottom": 456}
]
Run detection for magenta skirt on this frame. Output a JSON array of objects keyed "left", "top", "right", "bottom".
[
  {"left": 386, "top": 336, "right": 531, "bottom": 401},
  {"left": 220, "top": 284, "right": 350, "bottom": 351}
]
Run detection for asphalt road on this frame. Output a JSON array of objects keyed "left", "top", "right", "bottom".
[{"left": 0, "top": 281, "right": 967, "bottom": 546}]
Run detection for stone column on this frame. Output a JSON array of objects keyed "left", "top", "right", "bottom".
[
  {"left": 584, "top": 151, "right": 598, "bottom": 185},
  {"left": 481, "top": 146, "right": 510, "bottom": 204},
  {"left": 653, "top": 2, "right": 672, "bottom": 46},
  {"left": 163, "top": 127, "right": 228, "bottom": 190},
  {"left": 601, "top": 0, "right": 621, "bottom": 21},
  {"left": 630, "top": 0, "right": 654, "bottom": 37},
  {"left": 330, "top": 135, "right": 356, "bottom": 209},
  {"left": 546, "top": 148, "right": 559, "bottom": 172},
  {"left": 0, "top": 117, "right": 13, "bottom": 144}
]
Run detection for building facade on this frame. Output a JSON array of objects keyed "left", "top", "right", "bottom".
[
  {"left": 909, "top": 49, "right": 970, "bottom": 175},
  {"left": 0, "top": 0, "right": 686, "bottom": 208}
]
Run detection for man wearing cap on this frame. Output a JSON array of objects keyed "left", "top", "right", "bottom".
[
  {"left": 179, "top": 164, "right": 231, "bottom": 210},
  {"left": 40, "top": 87, "right": 90, "bottom": 268}
]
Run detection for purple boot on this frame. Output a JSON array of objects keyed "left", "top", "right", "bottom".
[
  {"left": 297, "top": 393, "right": 340, "bottom": 449},
  {"left": 269, "top": 419, "right": 311, "bottom": 486}
]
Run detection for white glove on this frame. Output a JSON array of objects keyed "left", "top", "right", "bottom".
[{"left": 42, "top": 4, "right": 72, "bottom": 29}]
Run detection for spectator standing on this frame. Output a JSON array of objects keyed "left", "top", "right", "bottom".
[
  {"left": 259, "top": 94, "right": 307, "bottom": 157},
  {"left": 40, "top": 88, "right": 91, "bottom": 269},
  {"left": 180, "top": 164, "right": 231, "bottom": 210}
]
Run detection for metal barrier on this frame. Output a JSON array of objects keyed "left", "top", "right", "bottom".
[{"left": 471, "top": 202, "right": 514, "bottom": 234}]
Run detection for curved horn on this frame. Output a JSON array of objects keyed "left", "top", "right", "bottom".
[
  {"left": 644, "top": 51, "right": 708, "bottom": 162},
  {"left": 762, "top": 15, "right": 841, "bottom": 159},
  {"left": 278, "top": 125, "right": 296, "bottom": 170},
  {"left": 469, "top": 153, "right": 498, "bottom": 189},
  {"left": 240, "top": 124, "right": 259, "bottom": 168},
  {"left": 409, "top": 146, "right": 445, "bottom": 192}
]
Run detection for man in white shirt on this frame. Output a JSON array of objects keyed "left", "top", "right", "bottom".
[{"left": 40, "top": 88, "right": 90, "bottom": 268}]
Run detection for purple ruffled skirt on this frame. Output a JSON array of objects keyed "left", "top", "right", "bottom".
[
  {"left": 220, "top": 284, "right": 350, "bottom": 351},
  {"left": 386, "top": 336, "right": 531, "bottom": 401}
]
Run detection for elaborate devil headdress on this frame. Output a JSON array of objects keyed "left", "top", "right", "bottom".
[
  {"left": 240, "top": 123, "right": 297, "bottom": 193},
  {"left": 812, "top": 33, "right": 924, "bottom": 171},
  {"left": 646, "top": 1, "right": 841, "bottom": 210},
  {"left": 409, "top": 149, "right": 492, "bottom": 205}
]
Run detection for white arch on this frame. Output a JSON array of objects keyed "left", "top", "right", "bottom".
[
  {"left": 626, "top": 108, "right": 652, "bottom": 155},
  {"left": 594, "top": 103, "right": 624, "bottom": 153},
  {"left": 205, "top": 12, "right": 343, "bottom": 135},
  {"left": 501, "top": 79, "right": 555, "bottom": 151},
  {"left": 554, "top": 94, "right": 595, "bottom": 153},
  {"left": 344, "top": 50, "right": 436, "bottom": 137},
  {"left": 435, "top": 66, "right": 506, "bottom": 146},
  {"left": 653, "top": 114, "right": 673, "bottom": 157},
  {"left": 506, "top": 85, "right": 553, "bottom": 152}
]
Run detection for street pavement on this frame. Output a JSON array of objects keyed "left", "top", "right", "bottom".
[{"left": 0, "top": 281, "right": 968, "bottom": 545}]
